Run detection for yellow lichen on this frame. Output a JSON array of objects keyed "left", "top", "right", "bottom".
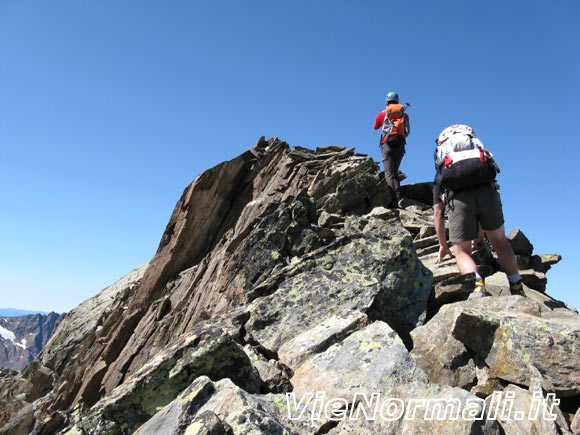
[
  {"left": 184, "top": 421, "right": 203, "bottom": 435},
  {"left": 360, "top": 340, "right": 381, "bottom": 352}
]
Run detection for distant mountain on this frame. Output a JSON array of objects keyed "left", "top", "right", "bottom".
[
  {"left": 0, "top": 312, "right": 61, "bottom": 371},
  {"left": 0, "top": 308, "right": 51, "bottom": 317}
]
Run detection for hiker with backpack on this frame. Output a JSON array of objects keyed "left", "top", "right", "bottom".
[
  {"left": 432, "top": 124, "right": 524, "bottom": 298},
  {"left": 374, "top": 92, "right": 410, "bottom": 208}
]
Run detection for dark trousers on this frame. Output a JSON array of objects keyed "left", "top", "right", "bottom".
[{"left": 380, "top": 135, "right": 405, "bottom": 203}]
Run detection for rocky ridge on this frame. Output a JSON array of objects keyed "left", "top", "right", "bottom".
[{"left": 0, "top": 137, "right": 577, "bottom": 434}]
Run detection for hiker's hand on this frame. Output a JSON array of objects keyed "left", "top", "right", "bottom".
[{"left": 435, "top": 245, "right": 452, "bottom": 264}]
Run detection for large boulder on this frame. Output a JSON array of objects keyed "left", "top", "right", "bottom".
[
  {"left": 487, "top": 385, "right": 561, "bottom": 435},
  {"left": 291, "top": 321, "right": 429, "bottom": 406},
  {"left": 453, "top": 305, "right": 580, "bottom": 397},
  {"left": 507, "top": 228, "right": 534, "bottom": 256},
  {"left": 328, "top": 383, "right": 501, "bottom": 434},
  {"left": 133, "top": 376, "right": 292, "bottom": 435},
  {"left": 244, "top": 213, "right": 432, "bottom": 353},
  {"left": 411, "top": 296, "right": 542, "bottom": 390}
]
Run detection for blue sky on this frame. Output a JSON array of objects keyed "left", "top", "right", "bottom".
[{"left": 1, "top": 1, "right": 578, "bottom": 313}]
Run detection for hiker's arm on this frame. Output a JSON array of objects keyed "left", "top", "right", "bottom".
[
  {"left": 373, "top": 112, "right": 384, "bottom": 130},
  {"left": 434, "top": 201, "right": 452, "bottom": 264}
]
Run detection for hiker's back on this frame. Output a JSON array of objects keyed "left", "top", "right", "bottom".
[{"left": 434, "top": 124, "right": 498, "bottom": 191}]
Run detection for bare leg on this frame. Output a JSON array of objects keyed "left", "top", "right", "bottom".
[
  {"left": 452, "top": 241, "right": 478, "bottom": 275},
  {"left": 485, "top": 225, "right": 518, "bottom": 275}
]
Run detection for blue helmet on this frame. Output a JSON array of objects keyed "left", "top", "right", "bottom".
[{"left": 386, "top": 92, "right": 399, "bottom": 103}]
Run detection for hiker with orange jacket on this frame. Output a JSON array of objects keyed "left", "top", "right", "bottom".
[{"left": 374, "top": 92, "right": 410, "bottom": 208}]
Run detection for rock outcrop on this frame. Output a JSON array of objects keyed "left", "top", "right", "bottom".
[{"left": 0, "top": 138, "right": 576, "bottom": 435}]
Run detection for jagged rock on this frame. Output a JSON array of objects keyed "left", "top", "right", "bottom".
[
  {"left": 133, "top": 377, "right": 295, "bottom": 435},
  {"left": 484, "top": 384, "right": 561, "bottom": 435},
  {"left": 65, "top": 312, "right": 263, "bottom": 433},
  {"left": 507, "top": 228, "right": 534, "bottom": 256},
  {"left": 277, "top": 311, "right": 367, "bottom": 371},
  {"left": 428, "top": 273, "right": 476, "bottom": 317},
  {"left": 520, "top": 287, "right": 580, "bottom": 327},
  {"left": 316, "top": 145, "right": 347, "bottom": 154},
  {"left": 0, "top": 403, "right": 34, "bottom": 435},
  {"left": 309, "top": 157, "right": 387, "bottom": 214},
  {"left": 22, "top": 361, "right": 54, "bottom": 402},
  {"left": 529, "top": 254, "right": 562, "bottom": 273},
  {"left": 132, "top": 377, "right": 228, "bottom": 435},
  {"left": 520, "top": 269, "right": 548, "bottom": 292},
  {"left": 241, "top": 345, "right": 291, "bottom": 393},
  {"left": 54, "top": 139, "right": 399, "bottom": 414},
  {"left": 244, "top": 214, "right": 432, "bottom": 353},
  {"left": 329, "top": 383, "right": 501, "bottom": 434},
  {"left": 291, "top": 321, "right": 429, "bottom": 405},
  {"left": 0, "top": 370, "right": 30, "bottom": 430},
  {"left": 37, "top": 262, "right": 148, "bottom": 375},
  {"left": 453, "top": 305, "right": 580, "bottom": 397},
  {"left": 411, "top": 297, "right": 541, "bottom": 390}
]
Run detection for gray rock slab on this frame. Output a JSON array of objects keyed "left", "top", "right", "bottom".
[
  {"left": 245, "top": 216, "right": 432, "bottom": 354},
  {"left": 411, "top": 297, "right": 541, "bottom": 389},
  {"left": 485, "top": 385, "right": 560, "bottom": 435},
  {"left": 277, "top": 311, "right": 367, "bottom": 371},
  {"left": 291, "top": 321, "right": 429, "bottom": 406},
  {"left": 135, "top": 376, "right": 296, "bottom": 435},
  {"left": 329, "top": 383, "right": 501, "bottom": 434},
  {"left": 453, "top": 306, "right": 580, "bottom": 396},
  {"left": 484, "top": 272, "right": 511, "bottom": 297}
]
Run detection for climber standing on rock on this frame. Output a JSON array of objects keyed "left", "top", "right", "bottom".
[
  {"left": 374, "top": 92, "right": 410, "bottom": 208},
  {"left": 432, "top": 124, "right": 524, "bottom": 299}
]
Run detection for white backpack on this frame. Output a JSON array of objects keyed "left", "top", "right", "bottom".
[
  {"left": 434, "top": 124, "right": 499, "bottom": 191},
  {"left": 435, "top": 125, "right": 488, "bottom": 166}
]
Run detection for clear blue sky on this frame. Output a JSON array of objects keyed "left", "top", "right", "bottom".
[{"left": 1, "top": 1, "right": 578, "bottom": 313}]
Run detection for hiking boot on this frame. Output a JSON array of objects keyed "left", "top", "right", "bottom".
[
  {"left": 509, "top": 280, "right": 525, "bottom": 296},
  {"left": 468, "top": 279, "right": 490, "bottom": 300}
]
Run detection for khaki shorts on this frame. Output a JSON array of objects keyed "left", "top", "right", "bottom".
[{"left": 446, "top": 184, "right": 504, "bottom": 243}]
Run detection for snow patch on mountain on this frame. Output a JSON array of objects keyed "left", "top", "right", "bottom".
[{"left": 0, "top": 325, "right": 16, "bottom": 342}]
